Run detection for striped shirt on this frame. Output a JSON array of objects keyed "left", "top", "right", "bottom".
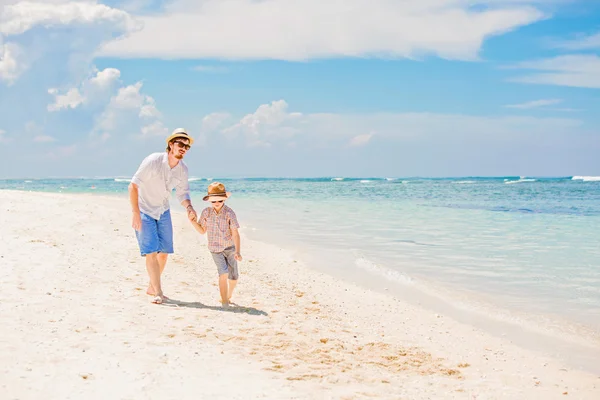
[{"left": 199, "top": 205, "right": 240, "bottom": 253}]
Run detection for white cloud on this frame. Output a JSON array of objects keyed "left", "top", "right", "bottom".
[
  {"left": 216, "top": 99, "right": 584, "bottom": 149},
  {"left": 101, "top": 0, "right": 545, "bottom": 61},
  {"left": 93, "top": 80, "right": 165, "bottom": 139},
  {"left": 504, "top": 99, "right": 562, "bottom": 109},
  {"left": 0, "top": 1, "right": 138, "bottom": 36},
  {"left": 47, "top": 88, "right": 84, "bottom": 111},
  {"left": 33, "top": 135, "right": 57, "bottom": 143},
  {"left": 112, "top": 82, "right": 147, "bottom": 109},
  {"left": 0, "top": 42, "right": 23, "bottom": 84},
  {"left": 89, "top": 67, "right": 121, "bottom": 89},
  {"left": 46, "top": 65, "right": 165, "bottom": 141},
  {"left": 508, "top": 54, "right": 600, "bottom": 88},
  {"left": 201, "top": 112, "right": 232, "bottom": 132},
  {"left": 557, "top": 32, "right": 600, "bottom": 50},
  {"left": 0, "top": 2, "right": 139, "bottom": 86},
  {"left": 48, "top": 67, "right": 122, "bottom": 111},
  {"left": 192, "top": 65, "right": 230, "bottom": 73},
  {"left": 349, "top": 132, "right": 375, "bottom": 147},
  {"left": 141, "top": 120, "right": 168, "bottom": 136},
  {"left": 223, "top": 100, "right": 302, "bottom": 146},
  {"left": 46, "top": 144, "right": 77, "bottom": 160}
]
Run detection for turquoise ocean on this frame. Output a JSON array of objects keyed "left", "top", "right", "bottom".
[{"left": 2, "top": 175, "right": 600, "bottom": 368}]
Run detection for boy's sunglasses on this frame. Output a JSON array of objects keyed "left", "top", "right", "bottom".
[
  {"left": 174, "top": 141, "right": 191, "bottom": 150},
  {"left": 211, "top": 200, "right": 224, "bottom": 204}
]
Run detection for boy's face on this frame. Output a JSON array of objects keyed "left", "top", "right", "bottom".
[{"left": 211, "top": 199, "right": 225, "bottom": 211}]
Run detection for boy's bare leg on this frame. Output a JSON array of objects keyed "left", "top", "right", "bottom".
[
  {"left": 228, "top": 279, "right": 237, "bottom": 301},
  {"left": 219, "top": 274, "right": 229, "bottom": 305},
  {"left": 146, "top": 252, "right": 164, "bottom": 303},
  {"left": 147, "top": 253, "right": 168, "bottom": 295}
]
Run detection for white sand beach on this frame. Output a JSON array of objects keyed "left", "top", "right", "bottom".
[{"left": 1, "top": 190, "right": 599, "bottom": 399}]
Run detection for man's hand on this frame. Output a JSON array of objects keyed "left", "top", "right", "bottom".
[
  {"left": 132, "top": 212, "right": 142, "bottom": 231},
  {"left": 187, "top": 206, "right": 197, "bottom": 221},
  {"left": 234, "top": 252, "right": 243, "bottom": 262}
]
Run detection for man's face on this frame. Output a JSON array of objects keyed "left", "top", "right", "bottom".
[{"left": 170, "top": 139, "right": 190, "bottom": 159}]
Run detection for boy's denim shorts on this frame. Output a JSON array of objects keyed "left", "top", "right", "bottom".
[
  {"left": 211, "top": 246, "right": 239, "bottom": 280},
  {"left": 135, "top": 210, "right": 174, "bottom": 256}
]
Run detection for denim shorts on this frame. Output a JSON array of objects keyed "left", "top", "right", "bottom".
[
  {"left": 211, "top": 246, "right": 239, "bottom": 280},
  {"left": 135, "top": 210, "right": 174, "bottom": 256}
]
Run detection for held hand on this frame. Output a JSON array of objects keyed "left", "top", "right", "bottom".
[
  {"left": 132, "top": 212, "right": 142, "bottom": 231},
  {"left": 234, "top": 253, "right": 242, "bottom": 262},
  {"left": 187, "top": 207, "right": 197, "bottom": 221}
]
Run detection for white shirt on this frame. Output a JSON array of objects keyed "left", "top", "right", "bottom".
[{"left": 131, "top": 152, "right": 191, "bottom": 220}]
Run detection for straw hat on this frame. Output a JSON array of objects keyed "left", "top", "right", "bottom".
[
  {"left": 165, "top": 128, "right": 194, "bottom": 145},
  {"left": 203, "top": 182, "right": 231, "bottom": 202}
]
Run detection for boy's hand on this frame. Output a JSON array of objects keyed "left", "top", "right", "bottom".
[
  {"left": 187, "top": 206, "right": 197, "bottom": 221},
  {"left": 234, "top": 253, "right": 242, "bottom": 262}
]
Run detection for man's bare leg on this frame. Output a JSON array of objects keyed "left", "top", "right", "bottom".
[
  {"left": 219, "top": 274, "right": 229, "bottom": 306},
  {"left": 146, "top": 252, "right": 164, "bottom": 303},
  {"left": 147, "top": 253, "right": 168, "bottom": 296},
  {"left": 228, "top": 279, "right": 237, "bottom": 302}
]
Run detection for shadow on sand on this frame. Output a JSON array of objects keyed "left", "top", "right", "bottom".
[{"left": 161, "top": 299, "right": 268, "bottom": 316}]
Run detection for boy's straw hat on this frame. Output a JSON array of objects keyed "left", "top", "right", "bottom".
[
  {"left": 203, "top": 182, "right": 231, "bottom": 202},
  {"left": 165, "top": 128, "right": 194, "bottom": 145}
]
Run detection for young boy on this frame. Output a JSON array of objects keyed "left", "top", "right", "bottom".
[{"left": 191, "top": 182, "right": 242, "bottom": 307}]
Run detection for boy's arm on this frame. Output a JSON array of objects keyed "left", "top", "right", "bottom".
[
  {"left": 190, "top": 218, "right": 206, "bottom": 234},
  {"left": 190, "top": 210, "right": 207, "bottom": 234},
  {"left": 231, "top": 228, "right": 242, "bottom": 261},
  {"left": 176, "top": 166, "right": 196, "bottom": 221}
]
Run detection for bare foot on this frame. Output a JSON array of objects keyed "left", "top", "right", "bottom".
[
  {"left": 221, "top": 300, "right": 230, "bottom": 308},
  {"left": 151, "top": 295, "right": 165, "bottom": 304},
  {"left": 147, "top": 287, "right": 169, "bottom": 299}
]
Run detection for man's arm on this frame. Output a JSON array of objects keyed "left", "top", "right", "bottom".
[
  {"left": 175, "top": 169, "right": 196, "bottom": 221},
  {"left": 129, "top": 182, "right": 142, "bottom": 230},
  {"left": 130, "top": 154, "right": 157, "bottom": 230},
  {"left": 181, "top": 199, "right": 197, "bottom": 221}
]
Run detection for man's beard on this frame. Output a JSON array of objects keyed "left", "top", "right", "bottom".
[{"left": 174, "top": 153, "right": 183, "bottom": 160}]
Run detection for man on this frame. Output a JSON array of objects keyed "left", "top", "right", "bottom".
[{"left": 128, "top": 128, "right": 197, "bottom": 304}]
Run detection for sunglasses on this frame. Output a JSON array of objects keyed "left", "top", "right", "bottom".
[
  {"left": 211, "top": 200, "right": 224, "bottom": 204},
  {"left": 173, "top": 141, "right": 191, "bottom": 150}
]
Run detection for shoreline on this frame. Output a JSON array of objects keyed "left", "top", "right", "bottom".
[{"left": 2, "top": 190, "right": 599, "bottom": 399}]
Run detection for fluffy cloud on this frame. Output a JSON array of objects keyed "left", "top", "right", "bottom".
[
  {"left": 0, "top": 2, "right": 165, "bottom": 156},
  {"left": 101, "top": 0, "right": 545, "bottom": 61},
  {"left": 181, "top": 99, "right": 598, "bottom": 177},
  {"left": 45, "top": 65, "right": 165, "bottom": 145},
  {"left": 48, "top": 67, "right": 121, "bottom": 111},
  {"left": 47, "top": 88, "right": 85, "bottom": 111},
  {"left": 212, "top": 99, "right": 586, "bottom": 150},
  {"left": 0, "top": 1, "right": 139, "bottom": 84},
  {"left": 349, "top": 132, "right": 375, "bottom": 147},
  {"left": 222, "top": 100, "right": 303, "bottom": 147},
  {"left": 92, "top": 80, "right": 165, "bottom": 140},
  {"left": 0, "top": 42, "right": 22, "bottom": 84},
  {"left": 557, "top": 32, "right": 600, "bottom": 50},
  {"left": 0, "top": 1, "right": 138, "bottom": 36},
  {"left": 33, "top": 135, "right": 58, "bottom": 143},
  {"left": 504, "top": 99, "right": 563, "bottom": 109},
  {"left": 508, "top": 54, "right": 600, "bottom": 88}
]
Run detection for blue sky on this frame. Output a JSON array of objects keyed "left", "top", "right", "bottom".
[{"left": 0, "top": 0, "right": 599, "bottom": 178}]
